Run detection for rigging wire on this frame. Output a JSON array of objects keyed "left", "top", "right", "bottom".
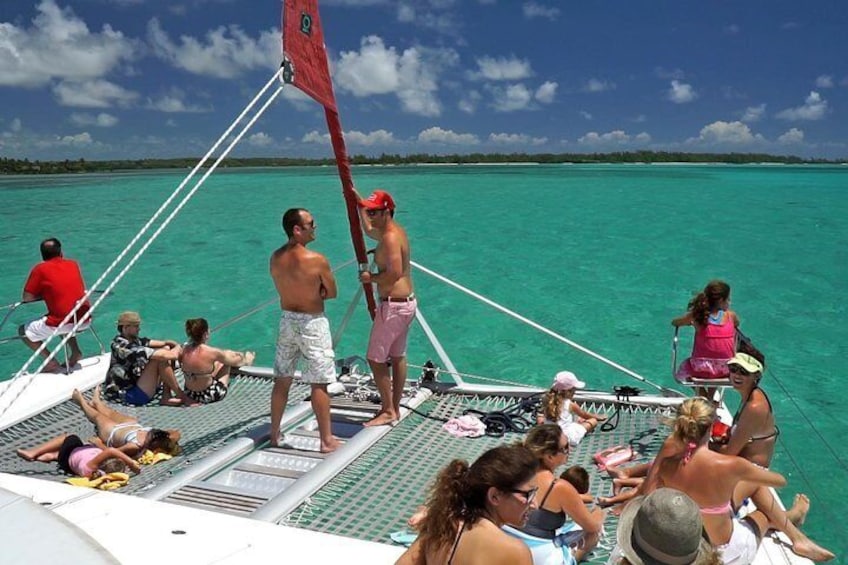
[{"left": 0, "top": 69, "right": 286, "bottom": 421}]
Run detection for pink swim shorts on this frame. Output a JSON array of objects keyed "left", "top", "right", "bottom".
[{"left": 366, "top": 298, "right": 417, "bottom": 363}]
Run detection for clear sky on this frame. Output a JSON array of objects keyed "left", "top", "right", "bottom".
[{"left": 1, "top": 0, "right": 847, "bottom": 160}]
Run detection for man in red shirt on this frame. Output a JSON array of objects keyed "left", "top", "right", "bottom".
[{"left": 18, "top": 238, "right": 91, "bottom": 372}]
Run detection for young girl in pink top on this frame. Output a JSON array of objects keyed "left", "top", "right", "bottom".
[
  {"left": 672, "top": 280, "right": 739, "bottom": 381},
  {"left": 17, "top": 433, "right": 140, "bottom": 479}
]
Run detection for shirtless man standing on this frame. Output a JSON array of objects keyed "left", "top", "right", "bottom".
[
  {"left": 357, "top": 190, "right": 416, "bottom": 427},
  {"left": 269, "top": 208, "right": 341, "bottom": 453}
]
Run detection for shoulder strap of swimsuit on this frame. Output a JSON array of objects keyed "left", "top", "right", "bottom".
[
  {"left": 447, "top": 521, "right": 466, "bottom": 565},
  {"left": 538, "top": 478, "right": 558, "bottom": 508}
]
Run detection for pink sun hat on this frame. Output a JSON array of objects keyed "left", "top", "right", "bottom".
[{"left": 552, "top": 371, "right": 586, "bottom": 391}]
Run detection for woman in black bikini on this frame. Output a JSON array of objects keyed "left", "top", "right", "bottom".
[
  {"left": 712, "top": 353, "right": 778, "bottom": 468},
  {"left": 396, "top": 444, "right": 537, "bottom": 565},
  {"left": 178, "top": 318, "right": 255, "bottom": 404},
  {"left": 513, "top": 424, "right": 605, "bottom": 563}
]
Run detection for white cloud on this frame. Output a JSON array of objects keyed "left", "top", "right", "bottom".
[
  {"left": 53, "top": 79, "right": 138, "bottom": 108},
  {"left": 147, "top": 18, "right": 279, "bottom": 79},
  {"left": 668, "top": 80, "right": 696, "bottom": 103},
  {"left": 146, "top": 89, "right": 210, "bottom": 113},
  {"left": 583, "top": 78, "right": 615, "bottom": 93},
  {"left": 57, "top": 132, "right": 93, "bottom": 145},
  {"left": 490, "top": 83, "right": 533, "bottom": 112},
  {"left": 302, "top": 130, "right": 331, "bottom": 144},
  {"left": 523, "top": 2, "right": 560, "bottom": 20},
  {"left": 489, "top": 133, "right": 547, "bottom": 145},
  {"left": 778, "top": 128, "right": 804, "bottom": 144},
  {"left": 691, "top": 120, "right": 763, "bottom": 144},
  {"left": 247, "top": 132, "right": 274, "bottom": 147},
  {"left": 10, "top": 118, "right": 22, "bottom": 132},
  {"left": 469, "top": 56, "right": 533, "bottom": 81},
  {"left": 579, "top": 110, "right": 592, "bottom": 120},
  {"left": 723, "top": 24, "right": 741, "bottom": 35},
  {"left": 0, "top": 0, "right": 137, "bottom": 87},
  {"left": 345, "top": 129, "right": 396, "bottom": 146},
  {"left": 535, "top": 81, "right": 557, "bottom": 103},
  {"left": 741, "top": 104, "right": 766, "bottom": 123},
  {"left": 776, "top": 91, "right": 827, "bottom": 121},
  {"left": 70, "top": 112, "right": 118, "bottom": 127},
  {"left": 815, "top": 75, "right": 833, "bottom": 88},
  {"left": 417, "top": 127, "right": 479, "bottom": 145},
  {"left": 458, "top": 90, "right": 482, "bottom": 114},
  {"left": 578, "top": 130, "right": 648, "bottom": 145},
  {"left": 333, "top": 36, "right": 456, "bottom": 117}
]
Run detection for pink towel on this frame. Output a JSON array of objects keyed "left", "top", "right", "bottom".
[{"left": 442, "top": 414, "right": 487, "bottom": 438}]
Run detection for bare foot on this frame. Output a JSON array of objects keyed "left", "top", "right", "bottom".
[
  {"left": 67, "top": 353, "right": 83, "bottom": 367},
  {"left": 43, "top": 360, "right": 63, "bottom": 373},
  {"left": 791, "top": 536, "right": 835, "bottom": 562},
  {"left": 786, "top": 493, "right": 810, "bottom": 527},
  {"left": 37, "top": 453, "right": 58, "bottom": 462},
  {"left": 92, "top": 385, "right": 103, "bottom": 407},
  {"left": 159, "top": 396, "right": 184, "bottom": 406},
  {"left": 597, "top": 496, "right": 615, "bottom": 508},
  {"left": 71, "top": 388, "right": 84, "bottom": 406},
  {"left": 408, "top": 505, "right": 428, "bottom": 529},
  {"left": 363, "top": 411, "right": 398, "bottom": 427},
  {"left": 320, "top": 437, "right": 343, "bottom": 453},
  {"left": 16, "top": 448, "right": 37, "bottom": 461}
]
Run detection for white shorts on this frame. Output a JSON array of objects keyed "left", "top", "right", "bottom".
[
  {"left": 273, "top": 311, "right": 336, "bottom": 385},
  {"left": 563, "top": 422, "right": 588, "bottom": 446},
  {"left": 718, "top": 517, "right": 759, "bottom": 565},
  {"left": 24, "top": 316, "right": 90, "bottom": 342}
]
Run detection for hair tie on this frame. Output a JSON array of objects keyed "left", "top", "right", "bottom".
[{"left": 683, "top": 441, "right": 697, "bottom": 464}]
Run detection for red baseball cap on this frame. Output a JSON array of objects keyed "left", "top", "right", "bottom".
[{"left": 359, "top": 189, "right": 395, "bottom": 211}]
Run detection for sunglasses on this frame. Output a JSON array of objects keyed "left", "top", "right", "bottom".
[
  {"left": 729, "top": 365, "right": 754, "bottom": 376},
  {"left": 508, "top": 486, "right": 539, "bottom": 504},
  {"left": 365, "top": 209, "right": 385, "bottom": 217}
]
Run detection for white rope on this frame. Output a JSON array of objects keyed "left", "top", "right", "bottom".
[
  {"left": 411, "top": 260, "right": 673, "bottom": 394},
  {"left": 0, "top": 69, "right": 285, "bottom": 419}
]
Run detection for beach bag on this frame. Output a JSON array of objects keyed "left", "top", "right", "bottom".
[{"left": 593, "top": 445, "right": 634, "bottom": 470}]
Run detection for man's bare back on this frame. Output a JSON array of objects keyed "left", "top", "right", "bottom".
[{"left": 270, "top": 243, "right": 336, "bottom": 314}]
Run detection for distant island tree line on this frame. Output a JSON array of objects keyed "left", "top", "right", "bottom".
[{"left": 1, "top": 151, "right": 844, "bottom": 174}]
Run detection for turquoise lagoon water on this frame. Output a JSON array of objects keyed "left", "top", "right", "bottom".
[{"left": 0, "top": 164, "right": 846, "bottom": 557}]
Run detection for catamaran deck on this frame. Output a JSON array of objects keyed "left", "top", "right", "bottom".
[{"left": 1, "top": 368, "right": 675, "bottom": 564}]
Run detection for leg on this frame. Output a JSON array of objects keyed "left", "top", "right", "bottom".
[
  {"left": 72, "top": 388, "right": 114, "bottom": 434},
  {"left": 213, "top": 362, "right": 231, "bottom": 388},
  {"left": 18, "top": 324, "right": 61, "bottom": 372},
  {"left": 572, "top": 529, "right": 601, "bottom": 563},
  {"left": 157, "top": 360, "right": 197, "bottom": 406},
  {"left": 17, "top": 433, "right": 68, "bottom": 462},
  {"left": 310, "top": 383, "right": 341, "bottom": 453},
  {"left": 606, "top": 461, "right": 651, "bottom": 480},
  {"left": 581, "top": 418, "right": 598, "bottom": 433},
  {"left": 734, "top": 483, "right": 834, "bottom": 561},
  {"left": 390, "top": 356, "right": 408, "bottom": 419},
  {"left": 66, "top": 335, "right": 83, "bottom": 367},
  {"left": 363, "top": 359, "right": 397, "bottom": 426},
  {"left": 269, "top": 377, "right": 293, "bottom": 447},
  {"left": 91, "top": 386, "right": 137, "bottom": 424}
]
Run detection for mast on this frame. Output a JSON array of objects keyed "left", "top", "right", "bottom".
[{"left": 281, "top": 0, "right": 377, "bottom": 319}]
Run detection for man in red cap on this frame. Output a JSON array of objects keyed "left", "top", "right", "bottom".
[{"left": 357, "top": 189, "right": 416, "bottom": 427}]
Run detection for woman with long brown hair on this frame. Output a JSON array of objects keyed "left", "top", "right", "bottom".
[
  {"left": 396, "top": 444, "right": 538, "bottom": 565},
  {"left": 673, "top": 280, "right": 739, "bottom": 382}
]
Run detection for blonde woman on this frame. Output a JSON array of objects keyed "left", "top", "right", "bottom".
[{"left": 646, "top": 398, "right": 833, "bottom": 563}]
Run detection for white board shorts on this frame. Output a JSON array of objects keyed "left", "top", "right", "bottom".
[
  {"left": 718, "top": 517, "right": 759, "bottom": 565},
  {"left": 24, "top": 316, "right": 90, "bottom": 342}
]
